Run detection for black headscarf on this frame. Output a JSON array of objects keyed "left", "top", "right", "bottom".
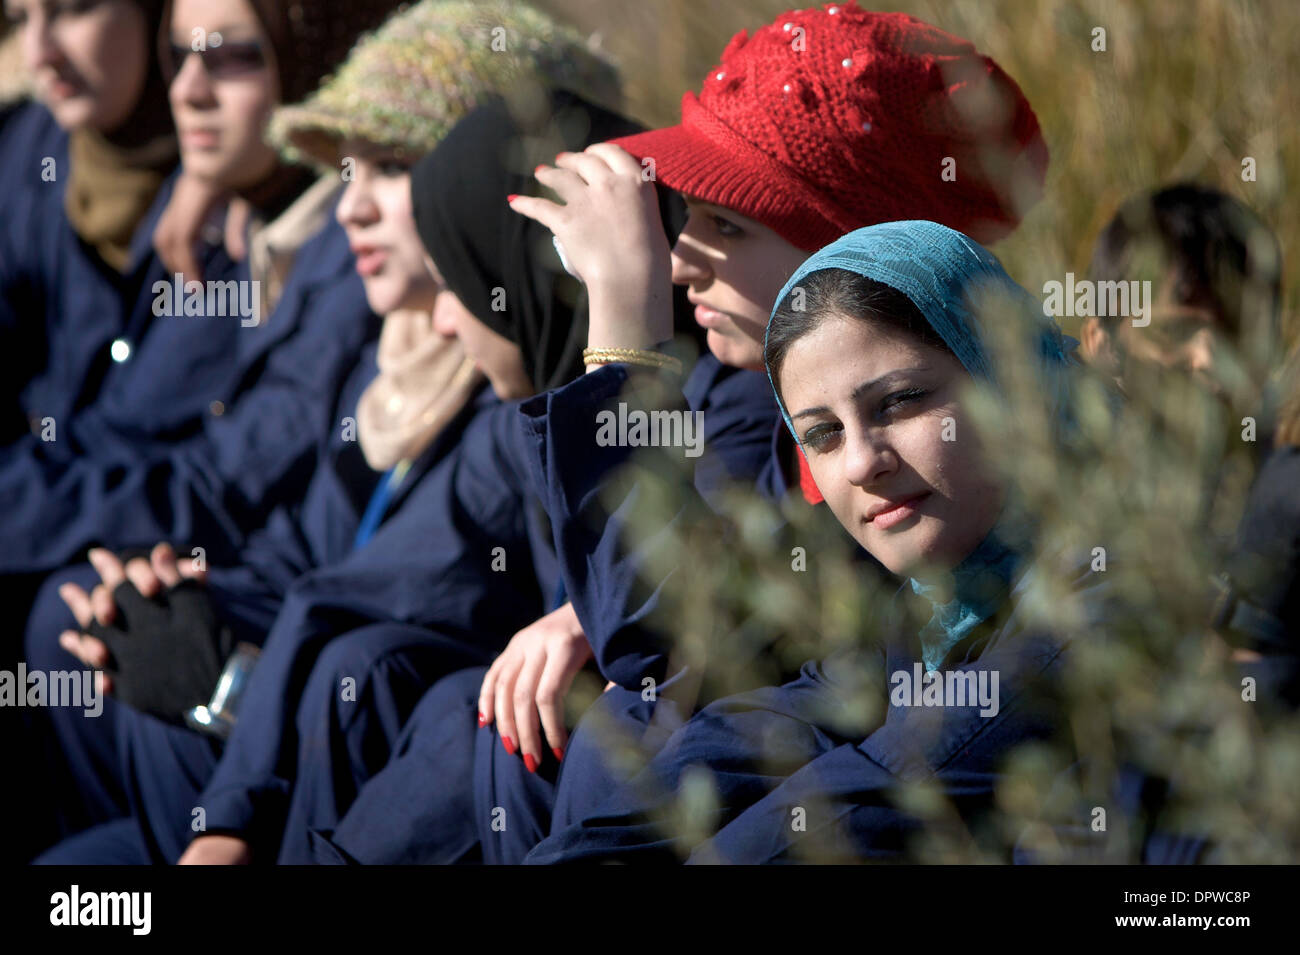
[
  {"left": 411, "top": 88, "right": 703, "bottom": 393},
  {"left": 110, "top": 0, "right": 174, "bottom": 149}
]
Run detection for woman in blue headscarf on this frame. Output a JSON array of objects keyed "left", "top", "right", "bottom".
[
  {"left": 763, "top": 221, "right": 1077, "bottom": 671},
  {"left": 525, "top": 221, "right": 1126, "bottom": 863}
]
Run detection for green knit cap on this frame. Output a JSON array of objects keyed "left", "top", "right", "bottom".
[{"left": 267, "top": 0, "right": 620, "bottom": 169}]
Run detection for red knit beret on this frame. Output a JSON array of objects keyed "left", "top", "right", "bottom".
[{"left": 611, "top": 2, "right": 1048, "bottom": 251}]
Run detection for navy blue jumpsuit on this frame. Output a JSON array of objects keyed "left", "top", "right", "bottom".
[
  {"left": 25, "top": 367, "right": 560, "bottom": 863},
  {"left": 304, "top": 357, "right": 805, "bottom": 863},
  {"left": 0, "top": 184, "right": 379, "bottom": 576},
  {"left": 521, "top": 555, "right": 1210, "bottom": 863}
]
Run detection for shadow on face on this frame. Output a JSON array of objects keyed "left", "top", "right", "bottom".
[{"left": 669, "top": 196, "right": 808, "bottom": 372}]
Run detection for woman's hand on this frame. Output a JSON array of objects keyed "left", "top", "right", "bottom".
[
  {"left": 510, "top": 144, "right": 674, "bottom": 352},
  {"left": 153, "top": 171, "right": 250, "bottom": 283},
  {"left": 478, "top": 601, "right": 592, "bottom": 771},
  {"left": 177, "top": 834, "right": 251, "bottom": 865},
  {"left": 57, "top": 543, "right": 207, "bottom": 683}
]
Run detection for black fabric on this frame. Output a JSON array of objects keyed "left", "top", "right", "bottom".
[
  {"left": 88, "top": 580, "right": 235, "bottom": 724},
  {"left": 1226, "top": 444, "right": 1300, "bottom": 643},
  {"left": 411, "top": 89, "right": 700, "bottom": 393},
  {"left": 109, "top": 0, "right": 175, "bottom": 150}
]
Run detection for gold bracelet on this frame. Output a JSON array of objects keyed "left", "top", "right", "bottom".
[{"left": 582, "top": 347, "right": 683, "bottom": 376}]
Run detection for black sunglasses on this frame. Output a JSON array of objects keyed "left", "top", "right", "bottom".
[{"left": 165, "top": 38, "right": 269, "bottom": 80}]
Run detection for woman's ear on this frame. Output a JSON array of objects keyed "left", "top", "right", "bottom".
[
  {"left": 430, "top": 289, "right": 459, "bottom": 337},
  {"left": 1080, "top": 317, "right": 1120, "bottom": 376}
]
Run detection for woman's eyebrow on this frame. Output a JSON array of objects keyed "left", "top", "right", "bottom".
[
  {"left": 853, "top": 366, "right": 930, "bottom": 397},
  {"left": 790, "top": 405, "right": 830, "bottom": 421},
  {"left": 789, "top": 366, "right": 933, "bottom": 420}
]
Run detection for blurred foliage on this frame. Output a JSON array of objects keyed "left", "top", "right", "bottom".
[
  {"left": 572, "top": 286, "right": 1300, "bottom": 862},
  {"left": 967, "top": 286, "right": 1299, "bottom": 863},
  {"left": 521, "top": 0, "right": 1300, "bottom": 861},
  {"left": 536, "top": 0, "right": 1298, "bottom": 347}
]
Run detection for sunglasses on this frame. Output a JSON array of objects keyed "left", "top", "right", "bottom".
[{"left": 165, "top": 39, "right": 269, "bottom": 80}]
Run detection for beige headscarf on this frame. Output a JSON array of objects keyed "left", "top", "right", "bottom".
[
  {"left": 63, "top": 127, "right": 177, "bottom": 271},
  {"left": 356, "top": 309, "right": 484, "bottom": 470},
  {"left": 53, "top": 0, "right": 177, "bottom": 272}
]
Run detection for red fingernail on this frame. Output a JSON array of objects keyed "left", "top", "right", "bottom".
[
  {"left": 477, "top": 712, "right": 487, "bottom": 728},
  {"left": 502, "top": 736, "right": 516, "bottom": 755},
  {"left": 506, "top": 193, "right": 519, "bottom": 203},
  {"left": 524, "top": 753, "right": 538, "bottom": 773},
  {"left": 534, "top": 164, "right": 546, "bottom": 174},
  {"left": 552, "top": 747, "right": 565, "bottom": 762}
]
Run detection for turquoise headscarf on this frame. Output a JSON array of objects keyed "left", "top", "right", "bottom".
[
  {"left": 766, "top": 219, "right": 1074, "bottom": 443},
  {"left": 764, "top": 220, "right": 1077, "bottom": 670}
]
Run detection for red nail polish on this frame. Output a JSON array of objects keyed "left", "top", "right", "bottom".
[
  {"left": 506, "top": 193, "right": 519, "bottom": 203},
  {"left": 534, "top": 164, "right": 546, "bottom": 174},
  {"left": 552, "top": 747, "right": 564, "bottom": 762},
  {"left": 502, "top": 736, "right": 516, "bottom": 755},
  {"left": 524, "top": 753, "right": 538, "bottom": 773},
  {"left": 477, "top": 712, "right": 487, "bottom": 728}
]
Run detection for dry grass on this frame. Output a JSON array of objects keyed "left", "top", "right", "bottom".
[
  {"left": 536, "top": 0, "right": 1299, "bottom": 344},
  {"left": 527, "top": 0, "right": 1300, "bottom": 861}
]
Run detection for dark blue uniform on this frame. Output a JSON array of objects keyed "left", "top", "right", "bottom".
[
  {"left": 523, "top": 556, "right": 1095, "bottom": 862},
  {"left": 1221, "top": 443, "right": 1300, "bottom": 706},
  {"left": 1, "top": 101, "right": 78, "bottom": 443},
  {"left": 0, "top": 103, "right": 201, "bottom": 451},
  {"left": 524, "top": 551, "right": 1223, "bottom": 864},
  {"left": 0, "top": 102, "right": 186, "bottom": 860},
  {"left": 303, "top": 356, "right": 784, "bottom": 863},
  {"left": 27, "top": 373, "right": 559, "bottom": 862},
  {"left": 19, "top": 342, "right": 395, "bottom": 853},
  {"left": 0, "top": 194, "right": 379, "bottom": 575}
]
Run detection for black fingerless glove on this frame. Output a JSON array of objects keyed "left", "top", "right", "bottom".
[{"left": 88, "top": 580, "right": 235, "bottom": 724}]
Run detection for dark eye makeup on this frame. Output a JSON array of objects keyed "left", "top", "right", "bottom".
[
  {"left": 798, "top": 387, "right": 932, "bottom": 453},
  {"left": 801, "top": 422, "right": 843, "bottom": 452},
  {"left": 878, "top": 387, "right": 929, "bottom": 416}
]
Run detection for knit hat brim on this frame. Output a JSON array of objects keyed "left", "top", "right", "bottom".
[
  {"left": 264, "top": 1, "right": 624, "bottom": 173},
  {"left": 610, "top": 94, "right": 853, "bottom": 253},
  {"left": 268, "top": 101, "right": 442, "bottom": 170}
]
